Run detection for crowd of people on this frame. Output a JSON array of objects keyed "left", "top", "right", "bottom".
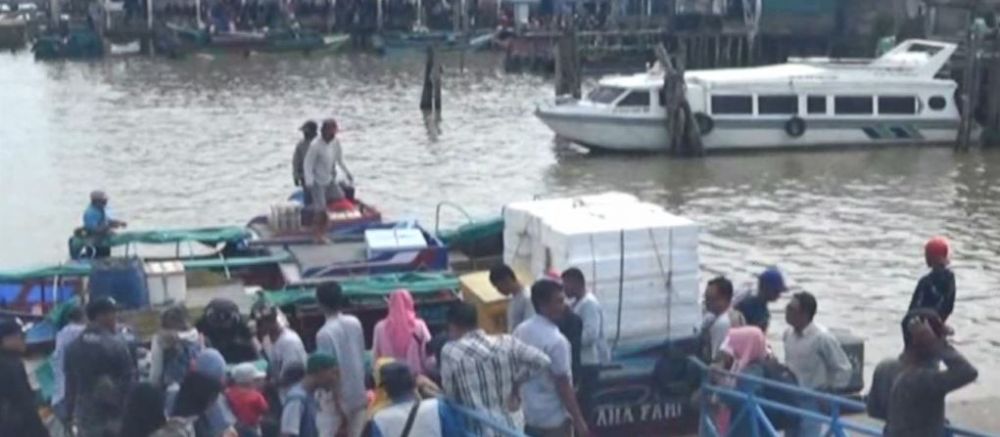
[
  {"left": 698, "top": 236, "right": 977, "bottom": 437},
  {"left": 0, "top": 229, "right": 980, "bottom": 437}
]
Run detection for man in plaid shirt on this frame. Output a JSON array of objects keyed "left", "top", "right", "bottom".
[{"left": 441, "top": 302, "right": 551, "bottom": 436}]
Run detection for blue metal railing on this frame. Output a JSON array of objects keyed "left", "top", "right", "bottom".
[{"left": 690, "top": 357, "right": 996, "bottom": 437}]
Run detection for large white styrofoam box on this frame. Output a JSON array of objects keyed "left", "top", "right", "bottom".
[
  {"left": 145, "top": 261, "right": 187, "bottom": 306},
  {"left": 365, "top": 229, "right": 428, "bottom": 257},
  {"left": 502, "top": 192, "right": 704, "bottom": 350}
]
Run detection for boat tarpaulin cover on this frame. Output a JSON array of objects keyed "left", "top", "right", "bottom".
[
  {"left": 100, "top": 226, "right": 250, "bottom": 247},
  {"left": 438, "top": 217, "right": 503, "bottom": 246},
  {"left": 0, "top": 263, "right": 92, "bottom": 282},
  {"left": 263, "top": 272, "right": 460, "bottom": 307}
]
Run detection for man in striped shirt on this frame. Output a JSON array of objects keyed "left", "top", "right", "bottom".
[{"left": 441, "top": 302, "right": 551, "bottom": 436}]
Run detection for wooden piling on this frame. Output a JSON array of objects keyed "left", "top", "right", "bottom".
[
  {"left": 420, "top": 46, "right": 442, "bottom": 112},
  {"left": 554, "top": 26, "right": 581, "bottom": 98},
  {"left": 958, "top": 32, "right": 981, "bottom": 151},
  {"left": 655, "top": 44, "right": 703, "bottom": 157}
]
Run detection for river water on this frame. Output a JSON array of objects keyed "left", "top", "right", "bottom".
[{"left": 2, "top": 51, "right": 999, "bottom": 400}]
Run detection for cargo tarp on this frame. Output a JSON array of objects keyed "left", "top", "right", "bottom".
[
  {"left": 263, "top": 272, "right": 460, "bottom": 307},
  {"left": 73, "top": 226, "right": 250, "bottom": 248},
  {"left": 0, "top": 264, "right": 92, "bottom": 282},
  {"left": 438, "top": 217, "right": 503, "bottom": 246}
]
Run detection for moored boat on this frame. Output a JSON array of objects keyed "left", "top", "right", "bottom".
[{"left": 536, "top": 39, "right": 961, "bottom": 152}]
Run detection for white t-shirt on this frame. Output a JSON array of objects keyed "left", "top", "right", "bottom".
[
  {"left": 269, "top": 328, "right": 308, "bottom": 382},
  {"left": 513, "top": 315, "right": 572, "bottom": 429}
]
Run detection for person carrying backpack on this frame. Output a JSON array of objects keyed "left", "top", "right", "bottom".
[{"left": 150, "top": 305, "right": 204, "bottom": 389}]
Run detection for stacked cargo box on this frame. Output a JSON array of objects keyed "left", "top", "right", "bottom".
[{"left": 503, "top": 192, "right": 702, "bottom": 351}]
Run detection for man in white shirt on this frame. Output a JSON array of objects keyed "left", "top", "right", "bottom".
[
  {"left": 256, "top": 306, "right": 308, "bottom": 385},
  {"left": 513, "top": 279, "right": 589, "bottom": 437},
  {"left": 489, "top": 264, "right": 534, "bottom": 332},
  {"left": 302, "top": 119, "right": 353, "bottom": 236},
  {"left": 314, "top": 282, "right": 367, "bottom": 437},
  {"left": 701, "top": 276, "right": 745, "bottom": 362},
  {"left": 51, "top": 306, "right": 86, "bottom": 425},
  {"left": 561, "top": 268, "right": 608, "bottom": 366},
  {"left": 783, "top": 291, "right": 853, "bottom": 437}
]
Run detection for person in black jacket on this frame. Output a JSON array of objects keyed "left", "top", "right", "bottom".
[
  {"left": 65, "top": 297, "right": 136, "bottom": 437},
  {"left": 909, "top": 237, "right": 956, "bottom": 323},
  {"left": 0, "top": 318, "right": 49, "bottom": 437}
]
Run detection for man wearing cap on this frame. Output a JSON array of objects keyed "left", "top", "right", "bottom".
[
  {"left": 909, "top": 237, "right": 957, "bottom": 323},
  {"left": 282, "top": 353, "right": 342, "bottom": 437},
  {"left": 735, "top": 267, "right": 788, "bottom": 332},
  {"left": 256, "top": 305, "right": 308, "bottom": 386},
  {"left": 365, "top": 361, "right": 465, "bottom": 437},
  {"left": 82, "top": 190, "right": 128, "bottom": 257},
  {"left": 65, "top": 297, "right": 136, "bottom": 437},
  {"left": 293, "top": 121, "right": 319, "bottom": 198},
  {"left": 0, "top": 319, "right": 48, "bottom": 437},
  {"left": 315, "top": 282, "right": 368, "bottom": 437},
  {"left": 226, "top": 362, "right": 269, "bottom": 437}
]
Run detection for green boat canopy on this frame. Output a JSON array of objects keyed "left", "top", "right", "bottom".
[
  {"left": 100, "top": 226, "right": 250, "bottom": 247},
  {"left": 437, "top": 217, "right": 503, "bottom": 246},
  {"left": 263, "top": 272, "right": 460, "bottom": 307},
  {"left": 0, "top": 263, "right": 92, "bottom": 282}
]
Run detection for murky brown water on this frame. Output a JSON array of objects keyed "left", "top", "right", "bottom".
[{"left": 2, "top": 50, "right": 999, "bottom": 400}]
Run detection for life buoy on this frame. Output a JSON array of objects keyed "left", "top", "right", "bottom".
[
  {"left": 694, "top": 112, "right": 714, "bottom": 135},
  {"left": 785, "top": 117, "right": 806, "bottom": 138}
]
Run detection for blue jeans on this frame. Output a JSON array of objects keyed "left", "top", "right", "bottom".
[{"left": 785, "top": 397, "right": 822, "bottom": 437}]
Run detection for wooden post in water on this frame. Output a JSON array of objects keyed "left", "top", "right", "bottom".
[
  {"left": 420, "top": 46, "right": 443, "bottom": 113},
  {"left": 958, "top": 31, "right": 981, "bottom": 151},
  {"left": 655, "top": 44, "right": 703, "bottom": 156},
  {"left": 554, "top": 25, "right": 581, "bottom": 98},
  {"left": 984, "top": 45, "right": 1000, "bottom": 146}
]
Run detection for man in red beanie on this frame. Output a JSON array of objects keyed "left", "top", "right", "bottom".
[{"left": 908, "top": 237, "right": 956, "bottom": 323}]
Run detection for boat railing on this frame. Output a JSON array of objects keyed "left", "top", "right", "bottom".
[
  {"left": 434, "top": 201, "right": 476, "bottom": 236},
  {"left": 689, "top": 357, "right": 997, "bottom": 437}
]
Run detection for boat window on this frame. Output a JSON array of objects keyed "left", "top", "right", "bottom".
[
  {"left": 758, "top": 95, "right": 798, "bottom": 115},
  {"left": 711, "top": 95, "right": 753, "bottom": 115},
  {"left": 928, "top": 96, "right": 947, "bottom": 111},
  {"left": 618, "top": 90, "right": 651, "bottom": 107},
  {"left": 834, "top": 96, "right": 873, "bottom": 115},
  {"left": 807, "top": 96, "right": 827, "bottom": 114},
  {"left": 587, "top": 87, "right": 626, "bottom": 104},
  {"left": 878, "top": 96, "right": 917, "bottom": 115}
]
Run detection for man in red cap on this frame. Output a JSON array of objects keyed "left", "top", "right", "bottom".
[{"left": 908, "top": 237, "right": 956, "bottom": 323}]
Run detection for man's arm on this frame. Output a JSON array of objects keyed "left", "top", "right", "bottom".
[
  {"left": 820, "top": 333, "right": 854, "bottom": 391},
  {"left": 941, "top": 272, "right": 956, "bottom": 322},
  {"left": 511, "top": 336, "right": 551, "bottom": 381},
  {"left": 554, "top": 375, "right": 589, "bottom": 437},
  {"left": 439, "top": 345, "right": 459, "bottom": 398},
  {"left": 924, "top": 343, "right": 978, "bottom": 396},
  {"left": 908, "top": 279, "right": 926, "bottom": 312},
  {"left": 549, "top": 338, "right": 588, "bottom": 436},
  {"left": 280, "top": 398, "right": 304, "bottom": 437},
  {"left": 334, "top": 141, "right": 353, "bottom": 182},
  {"left": 578, "top": 301, "right": 601, "bottom": 353},
  {"left": 302, "top": 142, "right": 318, "bottom": 187},
  {"left": 865, "top": 364, "right": 889, "bottom": 420}
]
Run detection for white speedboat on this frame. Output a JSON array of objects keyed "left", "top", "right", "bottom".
[{"left": 535, "top": 39, "right": 961, "bottom": 152}]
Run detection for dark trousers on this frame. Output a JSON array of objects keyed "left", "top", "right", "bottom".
[{"left": 525, "top": 420, "right": 572, "bottom": 437}]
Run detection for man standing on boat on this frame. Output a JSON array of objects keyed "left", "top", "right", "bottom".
[
  {"left": 82, "top": 190, "right": 127, "bottom": 257},
  {"left": 293, "top": 120, "right": 319, "bottom": 201},
  {"left": 303, "top": 119, "right": 353, "bottom": 238}
]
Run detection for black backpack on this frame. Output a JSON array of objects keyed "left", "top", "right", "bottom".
[{"left": 759, "top": 358, "right": 801, "bottom": 431}]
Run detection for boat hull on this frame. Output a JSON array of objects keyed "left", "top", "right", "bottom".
[{"left": 536, "top": 108, "right": 959, "bottom": 152}]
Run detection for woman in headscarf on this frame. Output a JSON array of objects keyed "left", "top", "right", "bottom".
[
  {"left": 371, "top": 289, "right": 432, "bottom": 375},
  {"left": 712, "top": 326, "right": 770, "bottom": 436}
]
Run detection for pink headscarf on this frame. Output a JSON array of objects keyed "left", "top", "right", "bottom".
[
  {"left": 384, "top": 289, "right": 419, "bottom": 357},
  {"left": 720, "top": 326, "right": 768, "bottom": 373}
]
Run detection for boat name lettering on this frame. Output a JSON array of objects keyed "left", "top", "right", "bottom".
[{"left": 594, "top": 402, "right": 684, "bottom": 427}]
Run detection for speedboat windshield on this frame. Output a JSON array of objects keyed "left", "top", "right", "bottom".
[{"left": 587, "top": 86, "right": 626, "bottom": 104}]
